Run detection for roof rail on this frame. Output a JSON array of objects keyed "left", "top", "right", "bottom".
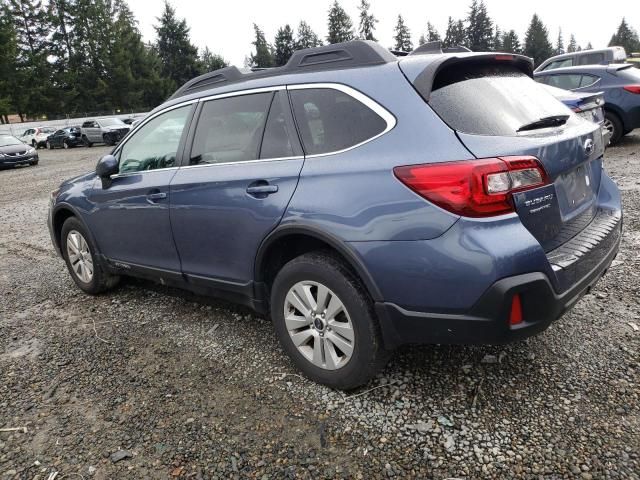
[
  {"left": 409, "top": 41, "right": 472, "bottom": 56},
  {"left": 168, "top": 40, "right": 397, "bottom": 101},
  {"left": 389, "top": 49, "right": 409, "bottom": 57}
]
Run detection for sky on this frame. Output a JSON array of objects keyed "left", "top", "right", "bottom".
[{"left": 128, "top": 0, "right": 639, "bottom": 66}]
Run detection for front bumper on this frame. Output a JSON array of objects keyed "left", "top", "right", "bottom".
[
  {"left": 0, "top": 153, "right": 38, "bottom": 167},
  {"left": 375, "top": 213, "right": 621, "bottom": 348}
]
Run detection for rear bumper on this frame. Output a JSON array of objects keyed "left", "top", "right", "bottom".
[{"left": 375, "top": 220, "right": 621, "bottom": 348}]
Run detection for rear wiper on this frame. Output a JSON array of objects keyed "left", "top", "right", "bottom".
[{"left": 517, "top": 115, "right": 570, "bottom": 132}]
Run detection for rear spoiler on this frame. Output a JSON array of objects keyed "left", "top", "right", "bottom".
[
  {"left": 606, "top": 63, "right": 635, "bottom": 74},
  {"left": 411, "top": 53, "right": 534, "bottom": 102}
]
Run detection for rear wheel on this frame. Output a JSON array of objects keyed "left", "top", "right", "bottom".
[
  {"left": 270, "top": 252, "right": 389, "bottom": 390},
  {"left": 604, "top": 111, "right": 623, "bottom": 145},
  {"left": 46, "top": 141, "right": 53, "bottom": 150},
  {"left": 31, "top": 140, "right": 38, "bottom": 149},
  {"left": 61, "top": 217, "right": 119, "bottom": 295}
]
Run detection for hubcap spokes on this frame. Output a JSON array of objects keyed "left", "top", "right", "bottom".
[
  {"left": 284, "top": 281, "right": 354, "bottom": 370},
  {"left": 67, "top": 230, "right": 93, "bottom": 283}
]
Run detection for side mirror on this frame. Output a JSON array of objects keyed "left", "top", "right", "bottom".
[{"left": 96, "top": 155, "right": 118, "bottom": 188}]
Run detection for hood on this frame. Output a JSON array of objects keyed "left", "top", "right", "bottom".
[{"left": 0, "top": 144, "right": 31, "bottom": 155}]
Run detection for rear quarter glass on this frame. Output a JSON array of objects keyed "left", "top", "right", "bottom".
[{"left": 427, "top": 64, "right": 576, "bottom": 136}]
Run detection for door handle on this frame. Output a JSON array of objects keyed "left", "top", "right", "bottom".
[
  {"left": 246, "top": 184, "right": 278, "bottom": 195},
  {"left": 146, "top": 191, "right": 167, "bottom": 203}
]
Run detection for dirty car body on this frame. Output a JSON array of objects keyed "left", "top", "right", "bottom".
[{"left": 48, "top": 41, "right": 622, "bottom": 389}]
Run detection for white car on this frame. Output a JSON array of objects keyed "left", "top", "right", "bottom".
[{"left": 18, "top": 127, "right": 57, "bottom": 149}]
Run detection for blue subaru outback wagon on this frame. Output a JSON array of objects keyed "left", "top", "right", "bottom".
[{"left": 48, "top": 41, "right": 622, "bottom": 389}]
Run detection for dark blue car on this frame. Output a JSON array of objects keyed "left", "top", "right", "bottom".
[
  {"left": 535, "top": 64, "right": 640, "bottom": 144},
  {"left": 48, "top": 41, "right": 622, "bottom": 389}
]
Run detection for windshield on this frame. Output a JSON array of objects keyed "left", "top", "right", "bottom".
[
  {"left": 99, "top": 118, "right": 126, "bottom": 127},
  {"left": 0, "top": 135, "right": 23, "bottom": 147},
  {"left": 427, "top": 64, "right": 575, "bottom": 136}
]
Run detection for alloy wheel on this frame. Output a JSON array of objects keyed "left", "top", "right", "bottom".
[
  {"left": 284, "top": 281, "right": 355, "bottom": 370},
  {"left": 603, "top": 118, "right": 614, "bottom": 136},
  {"left": 66, "top": 230, "right": 94, "bottom": 283}
]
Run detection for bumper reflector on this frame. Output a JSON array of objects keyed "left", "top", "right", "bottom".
[{"left": 510, "top": 294, "right": 523, "bottom": 325}]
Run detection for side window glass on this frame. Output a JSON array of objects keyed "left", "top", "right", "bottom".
[
  {"left": 190, "top": 92, "right": 272, "bottom": 165},
  {"left": 546, "top": 74, "right": 582, "bottom": 90},
  {"left": 290, "top": 88, "right": 387, "bottom": 155},
  {"left": 118, "top": 106, "right": 191, "bottom": 173},
  {"left": 579, "top": 74, "right": 599, "bottom": 88},
  {"left": 578, "top": 53, "right": 605, "bottom": 65},
  {"left": 260, "top": 95, "right": 295, "bottom": 159}
]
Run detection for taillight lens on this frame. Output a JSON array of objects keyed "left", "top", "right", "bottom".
[
  {"left": 623, "top": 85, "right": 640, "bottom": 94},
  {"left": 393, "top": 156, "right": 549, "bottom": 218}
]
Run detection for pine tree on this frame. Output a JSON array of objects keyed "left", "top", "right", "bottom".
[
  {"left": 585, "top": 42, "right": 593, "bottom": 50},
  {"left": 274, "top": 24, "right": 295, "bottom": 66},
  {"left": 154, "top": 1, "right": 200, "bottom": 89},
  {"left": 357, "top": 0, "right": 377, "bottom": 41},
  {"left": 5, "top": 0, "right": 53, "bottom": 117},
  {"left": 327, "top": 1, "right": 354, "bottom": 44},
  {"left": 608, "top": 18, "right": 640, "bottom": 53},
  {"left": 443, "top": 17, "right": 466, "bottom": 48},
  {"left": 493, "top": 26, "right": 502, "bottom": 51},
  {"left": 199, "top": 47, "right": 227, "bottom": 72},
  {"left": 393, "top": 15, "right": 412, "bottom": 52},
  {"left": 0, "top": 8, "right": 17, "bottom": 122},
  {"left": 567, "top": 34, "right": 577, "bottom": 53},
  {"left": 523, "top": 14, "right": 553, "bottom": 67},
  {"left": 555, "top": 28, "right": 564, "bottom": 55},
  {"left": 249, "top": 24, "right": 274, "bottom": 68},
  {"left": 426, "top": 22, "right": 441, "bottom": 42},
  {"left": 501, "top": 30, "right": 521, "bottom": 54},
  {"left": 295, "top": 21, "right": 322, "bottom": 50},
  {"left": 466, "top": 0, "right": 493, "bottom": 51}
]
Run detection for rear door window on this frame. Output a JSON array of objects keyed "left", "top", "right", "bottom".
[
  {"left": 545, "top": 74, "right": 583, "bottom": 90},
  {"left": 190, "top": 92, "right": 272, "bottom": 165},
  {"left": 426, "top": 64, "right": 572, "bottom": 136},
  {"left": 579, "top": 74, "right": 600, "bottom": 88},
  {"left": 260, "top": 94, "right": 296, "bottom": 159},
  {"left": 289, "top": 88, "right": 387, "bottom": 155}
]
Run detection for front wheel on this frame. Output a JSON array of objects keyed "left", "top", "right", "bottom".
[
  {"left": 63, "top": 139, "right": 70, "bottom": 149},
  {"left": 103, "top": 133, "right": 115, "bottom": 146},
  {"left": 46, "top": 141, "right": 53, "bottom": 150},
  {"left": 31, "top": 140, "right": 38, "bottom": 149},
  {"left": 604, "top": 111, "right": 623, "bottom": 145},
  {"left": 61, "top": 217, "right": 119, "bottom": 294},
  {"left": 82, "top": 136, "right": 93, "bottom": 148},
  {"left": 270, "top": 252, "right": 389, "bottom": 390}
]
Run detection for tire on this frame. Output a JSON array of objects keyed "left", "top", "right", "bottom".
[
  {"left": 46, "top": 141, "right": 53, "bottom": 150},
  {"left": 83, "top": 136, "right": 93, "bottom": 148},
  {"left": 30, "top": 160, "right": 38, "bottom": 166},
  {"left": 61, "top": 217, "right": 120, "bottom": 295},
  {"left": 270, "top": 251, "right": 389, "bottom": 390},
  {"left": 604, "top": 111, "right": 623, "bottom": 145},
  {"left": 103, "top": 133, "right": 115, "bottom": 146},
  {"left": 31, "top": 140, "right": 38, "bottom": 149},
  {"left": 63, "top": 139, "right": 70, "bottom": 149}
]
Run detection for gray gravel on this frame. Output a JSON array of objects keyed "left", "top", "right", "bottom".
[{"left": 1, "top": 136, "right": 639, "bottom": 479}]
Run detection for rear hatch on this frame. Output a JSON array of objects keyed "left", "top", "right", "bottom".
[{"left": 400, "top": 55, "right": 605, "bottom": 252}]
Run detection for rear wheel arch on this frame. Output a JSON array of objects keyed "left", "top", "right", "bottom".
[{"left": 255, "top": 227, "right": 383, "bottom": 304}]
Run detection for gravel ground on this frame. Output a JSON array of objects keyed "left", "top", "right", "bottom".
[{"left": 1, "top": 136, "right": 639, "bottom": 480}]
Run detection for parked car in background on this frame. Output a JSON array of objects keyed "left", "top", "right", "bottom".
[
  {"left": 81, "top": 118, "right": 131, "bottom": 147},
  {"left": 46, "top": 127, "right": 83, "bottom": 149},
  {"left": 542, "top": 84, "right": 610, "bottom": 144},
  {"left": 535, "top": 64, "right": 640, "bottom": 143},
  {"left": 18, "top": 127, "right": 56, "bottom": 149},
  {"left": 49, "top": 41, "right": 621, "bottom": 389},
  {"left": 0, "top": 135, "right": 38, "bottom": 168},
  {"left": 535, "top": 46, "right": 627, "bottom": 72}
]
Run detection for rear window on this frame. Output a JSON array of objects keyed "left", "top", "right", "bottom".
[{"left": 427, "top": 64, "right": 572, "bottom": 136}]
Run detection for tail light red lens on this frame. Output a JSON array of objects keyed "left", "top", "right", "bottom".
[
  {"left": 393, "top": 156, "right": 549, "bottom": 218},
  {"left": 623, "top": 85, "right": 640, "bottom": 94}
]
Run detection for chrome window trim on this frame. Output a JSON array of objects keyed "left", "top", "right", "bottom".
[
  {"left": 110, "top": 82, "right": 395, "bottom": 175},
  {"left": 287, "top": 82, "right": 397, "bottom": 159}
]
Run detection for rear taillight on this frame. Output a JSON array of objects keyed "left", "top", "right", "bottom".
[
  {"left": 393, "top": 156, "right": 549, "bottom": 218},
  {"left": 623, "top": 85, "right": 640, "bottom": 94}
]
